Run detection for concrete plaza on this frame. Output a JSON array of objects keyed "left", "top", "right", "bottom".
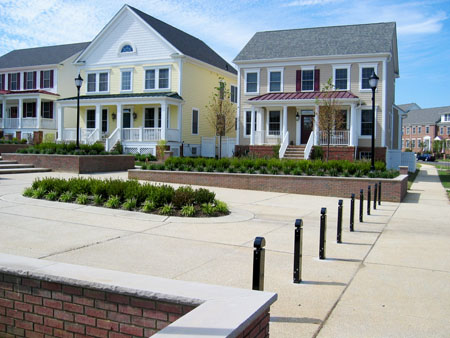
[{"left": 0, "top": 165, "right": 449, "bottom": 337}]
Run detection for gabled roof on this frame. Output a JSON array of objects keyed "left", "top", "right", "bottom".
[
  {"left": 128, "top": 6, "right": 236, "bottom": 75},
  {"left": 403, "top": 106, "right": 450, "bottom": 125},
  {"left": 0, "top": 42, "right": 90, "bottom": 69},
  {"left": 235, "top": 22, "right": 398, "bottom": 68},
  {"left": 249, "top": 91, "right": 358, "bottom": 102},
  {"left": 397, "top": 103, "right": 421, "bottom": 112}
]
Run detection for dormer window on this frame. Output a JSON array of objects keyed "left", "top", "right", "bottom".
[{"left": 121, "top": 45, "right": 133, "bottom": 53}]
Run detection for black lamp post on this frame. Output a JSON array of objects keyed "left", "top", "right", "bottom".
[
  {"left": 369, "top": 72, "right": 379, "bottom": 171},
  {"left": 74, "top": 74, "right": 83, "bottom": 149}
]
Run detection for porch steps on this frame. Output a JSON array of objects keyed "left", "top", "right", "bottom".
[
  {"left": 0, "top": 160, "right": 52, "bottom": 175},
  {"left": 283, "top": 145, "right": 306, "bottom": 160}
]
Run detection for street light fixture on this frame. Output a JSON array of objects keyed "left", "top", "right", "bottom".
[
  {"left": 74, "top": 74, "right": 83, "bottom": 149},
  {"left": 369, "top": 72, "right": 379, "bottom": 171}
]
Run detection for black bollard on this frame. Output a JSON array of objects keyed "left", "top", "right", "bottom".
[
  {"left": 374, "top": 183, "right": 378, "bottom": 210},
  {"left": 359, "top": 189, "right": 364, "bottom": 222},
  {"left": 367, "top": 185, "right": 371, "bottom": 215},
  {"left": 350, "top": 193, "right": 355, "bottom": 232},
  {"left": 293, "top": 219, "right": 303, "bottom": 284},
  {"left": 337, "top": 200, "right": 343, "bottom": 243},
  {"left": 252, "top": 237, "right": 266, "bottom": 291},
  {"left": 378, "top": 181, "right": 382, "bottom": 205},
  {"left": 319, "top": 208, "right": 327, "bottom": 260}
]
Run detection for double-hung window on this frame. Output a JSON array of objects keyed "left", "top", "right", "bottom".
[
  {"left": 86, "top": 110, "right": 96, "bottom": 129},
  {"left": 361, "top": 109, "right": 373, "bottom": 136},
  {"left": 192, "top": 109, "right": 199, "bottom": 135},
  {"left": 418, "top": 126, "right": 422, "bottom": 134},
  {"left": 230, "top": 85, "right": 237, "bottom": 103},
  {"left": 411, "top": 139, "right": 416, "bottom": 148},
  {"left": 245, "top": 111, "right": 257, "bottom": 136},
  {"left": 406, "top": 127, "right": 410, "bottom": 134},
  {"left": 42, "top": 70, "right": 52, "bottom": 88},
  {"left": 440, "top": 127, "right": 444, "bottom": 135},
  {"left": 333, "top": 65, "right": 350, "bottom": 90},
  {"left": 25, "top": 72, "right": 35, "bottom": 89},
  {"left": 412, "top": 127, "right": 416, "bottom": 134},
  {"left": 144, "top": 67, "right": 170, "bottom": 90},
  {"left": 301, "top": 69, "right": 314, "bottom": 91},
  {"left": 121, "top": 70, "right": 132, "bottom": 91},
  {"left": 0, "top": 74, "right": 4, "bottom": 90},
  {"left": 268, "top": 69, "right": 282, "bottom": 92},
  {"left": 41, "top": 102, "right": 52, "bottom": 119},
  {"left": 24, "top": 102, "right": 35, "bottom": 118},
  {"left": 10, "top": 73, "right": 19, "bottom": 90},
  {"left": 99, "top": 73, "right": 108, "bottom": 92},
  {"left": 360, "top": 64, "right": 378, "bottom": 90},
  {"left": 87, "top": 74, "right": 96, "bottom": 92},
  {"left": 86, "top": 72, "right": 109, "bottom": 93},
  {"left": 245, "top": 70, "right": 259, "bottom": 94},
  {"left": 144, "top": 108, "right": 161, "bottom": 128},
  {"left": 268, "top": 111, "right": 281, "bottom": 136},
  {"left": 426, "top": 126, "right": 429, "bottom": 134}
]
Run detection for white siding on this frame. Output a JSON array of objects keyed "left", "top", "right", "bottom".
[{"left": 82, "top": 10, "right": 176, "bottom": 66}]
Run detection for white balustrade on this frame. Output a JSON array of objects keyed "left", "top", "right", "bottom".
[
  {"left": 304, "top": 132, "right": 314, "bottom": 160},
  {"left": 5, "top": 118, "right": 19, "bottom": 128},
  {"left": 142, "top": 128, "right": 161, "bottom": 141},
  {"left": 63, "top": 128, "right": 77, "bottom": 141},
  {"left": 279, "top": 131, "right": 289, "bottom": 159},
  {"left": 106, "top": 128, "right": 120, "bottom": 152},
  {"left": 41, "top": 118, "right": 56, "bottom": 130},
  {"left": 122, "top": 128, "right": 140, "bottom": 141},
  {"left": 85, "top": 128, "right": 100, "bottom": 145},
  {"left": 319, "top": 130, "right": 349, "bottom": 146}
]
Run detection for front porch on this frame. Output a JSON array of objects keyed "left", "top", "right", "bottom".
[{"left": 57, "top": 92, "right": 183, "bottom": 154}]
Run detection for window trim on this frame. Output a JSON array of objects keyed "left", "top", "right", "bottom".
[
  {"left": 120, "top": 69, "right": 133, "bottom": 92},
  {"left": 243, "top": 110, "right": 258, "bottom": 138},
  {"left": 85, "top": 70, "right": 110, "bottom": 93},
  {"left": 25, "top": 71, "right": 35, "bottom": 90},
  {"left": 266, "top": 110, "right": 281, "bottom": 137},
  {"left": 10, "top": 73, "right": 19, "bottom": 90},
  {"left": 118, "top": 41, "right": 137, "bottom": 56},
  {"left": 143, "top": 66, "right": 171, "bottom": 91},
  {"left": 300, "top": 66, "right": 315, "bottom": 92},
  {"left": 41, "top": 102, "right": 53, "bottom": 119},
  {"left": 143, "top": 106, "right": 162, "bottom": 129},
  {"left": 85, "top": 109, "right": 96, "bottom": 129},
  {"left": 230, "top": 85, "right": 238, "bottom": 103},
  {"left": 24, "top": 102, "right": 35, "bottom": 118},
  {"left": 267, "top": 67, "right": 284, "bottom": 93},
  {"left": 42, "top": 70, "right": 52, "bottom": 89},
  {"left": 192, "top": 108, "right": 199, "bottom": 135},
  {"left": 359, "top": 63, "right": 378, "bottom": 92},
  {"left": 360, "top": 108, "right": 373, "bottom": 138},
  {"left": 244, "top": 69, "right": 260, "bottom": 95},
  {"left": 332, "top": 64, "right": 351, "bottom": 91},
  {"left": 101, "top": 108, "right": 109, "bottom": 134}
]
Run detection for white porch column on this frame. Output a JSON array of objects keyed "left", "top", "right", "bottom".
[
  {"left": 314, "top": 104, "right": 319, "bottom": 145},
  {"left": 177, "top": 104, "right": 182, "bottom": 142},
  {"left": 95, "top": 104, "right": 101, "bottom": 131},
  {"left": 36, "top": 97, "right": 41, "bottom": 129},
  {"left": 256, "top": 109, "right": 263, "bottom": 131},
  {"left": 250, "top": 106, "right": 255, "bottom": 145},
  {"left": 282, "top": 105, "right": 288, "bottom": 137},
  {"left": 18, "top": 98, "right": 23, "bottom": 129},
  {"left": 1, "top": 99, "right": 5, "bottom": 129},
  {"left": 116, "top": 103, "right": 122, "bottom": 130},
  {"left": 350, "top": 103, "right": 357, "bottom": 146},
  {"left": 161, "top": 102, "right": 167, "bottom": 140},
  {"left": 57, "top": 104, "right": 64, "bottom": 141}
]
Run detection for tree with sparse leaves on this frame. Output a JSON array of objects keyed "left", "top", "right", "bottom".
[
  {"left": 315, "top": 77, "right": 345, "bottom": 161},
  {"left": 205, "top": 79, "right": 236, "bottom": 158}
]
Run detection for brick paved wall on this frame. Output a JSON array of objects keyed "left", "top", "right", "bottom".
[
  {"left": 237, "top": 310, "right": 270, "bottom": 338},
  {"left": 2, "top": 154, "right": 135, "bottom": 173},
  {"left": 0, "top": 272, "right": 196, "bottom": 338},
  {"left": 0, "top": 144, "right": 30, "bottom": 155},
  {"left": 235, "top": 145, "right": 276, "bottom": 158},
  {"left": 129, "top": 170, "right": 408, "bottom": 202},
  {"left": 316, "top": 146, "right": 355, "bottom": 161}
]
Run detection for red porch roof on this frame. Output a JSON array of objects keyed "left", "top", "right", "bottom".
[
  {"left": 249, "top": 91, "right": 358, "bottom": 101},
  {"left": 0, "top": 90, "right": 59, "bottom": 96}
]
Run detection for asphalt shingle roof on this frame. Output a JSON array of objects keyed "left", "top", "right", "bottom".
[
  {"left": 58, "top": 92, "right": 183, "bottom": 101},
  {"left": 129, "top": 6, "right": 237, "bottom": 75},
  {"left": 0, "top": 42, "right": 90, "bottom": 69},
  {"left": 234, "top": 22, "right": 396, "bottom": 62},
  {"left": 397, "top": 103, "right": 421, "bottom": 112},
  {"left": 403, "top": 106, "right": 450, "bottom": 125}
]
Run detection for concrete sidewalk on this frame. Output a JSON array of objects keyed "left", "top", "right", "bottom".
[{"left": 0, "top": 165, "right": 448, "bottom": 337}]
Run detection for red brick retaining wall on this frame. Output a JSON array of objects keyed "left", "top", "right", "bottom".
[
  {"left": 0, "top": 144, "right": 30, "bottom": 155},
  {"left": 235, "top": 145, "right": 276, "bottom": 158},
  {"left": 2, "top": 154, "right": 135, "bottom": 173},
  {"left": 357, "top": 147, "right": 387, "bottom": 162},
  {"left": 0, "top": 272, "right": 196, "bottom": 338},
  {"left": 129, "top": 170, "right": 408, "bottom": 202},
  {"left": 315, "top": 146, "right": 355, "bottom": 161}
]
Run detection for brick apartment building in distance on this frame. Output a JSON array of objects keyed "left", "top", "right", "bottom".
[{"left": 400, "top": 103, "right": 450, "bottom": 156}]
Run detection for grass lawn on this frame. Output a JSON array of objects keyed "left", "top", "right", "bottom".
[{"left": 437, "top": 168, "right": 450, "bottom": 200}]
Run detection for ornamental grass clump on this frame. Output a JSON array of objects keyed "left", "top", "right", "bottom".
[
  {"left": 180, "top": 204, "right": 195, "bottom": 217},
  {"left": 141, "top": 200, "right": 156, "bottom": 213},
  {"left": 45, "top": 191, "right": 59, "bottom": 201},
  {"left": 59, "top": 191, "right": 74, "bottom": 203},
  {"left": 122, "top": 198, "right": 137, "bottom": 211},
  {"left": 160, "top": 203, "right": 174, "bottom": 215},
  {"left": 75, "top": 193, "right": 89, "bottom": 205},
  {"left": 104, "top": 195, "right": 121, "bottom": 209}
]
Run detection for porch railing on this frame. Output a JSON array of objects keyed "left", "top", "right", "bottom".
[
  {"left": 63, "top": 128, "right": 77, "bottom": 141},
  {"left": 279, "top": 131, "right": 289, "bottom": 159},
  {"left": 304, "top": 132, "right": 314, "bottom": 160},
  {"left": 21, "top": 118, "right": 37, "bottom": 128},
  {"left": 142, "top": 128, "right": 161, "bottom": 141},
  {"left": 319, "top": 130, "right": 349, "bottom": 146},
  {"left": 41, "top": 118, "right": 56, "bottom": 130},
  {"left": 5, "top": 118, "right": 19, "bottom": 129},
  {"left": 122, "top": 128, "right": 141, "bottom": 141},
  {"left": 106, "top": 128, "right": 120, "bottom": 152},
  {"left": 85, "top": 128, "right": 100, "bottom": 145}
]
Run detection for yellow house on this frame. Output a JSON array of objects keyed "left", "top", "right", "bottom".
[{"left": 57, "top": 5, "right": 237, "bottom": 157}]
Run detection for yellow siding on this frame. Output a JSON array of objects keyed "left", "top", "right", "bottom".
[{"left": 181, "top": 61, "right": 237, "bottom": 145}]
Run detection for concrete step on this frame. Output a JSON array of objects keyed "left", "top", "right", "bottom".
[
  {"left": 0, "top": 160, "right": 18, "bottom": 165},
  {"left": 0, "top": 168, "right": 52, "bottom": 174},
  {"left": 0, "top": 163, "right": 35, "bottom": 169}
]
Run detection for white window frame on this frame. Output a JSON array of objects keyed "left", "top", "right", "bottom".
[
  {"left": 300, "top": 66, "right": 315, "bottom": 92},
  {"left": 440, "top": 127, "right": 444, "bottom": 135},
  {"left": 332, "top": 64, "right": 351, "bottom": 91},
  {"left": 412, "top": 126, "right": 416, "bottom": 134},
  {"left": 101, "top": 108, "right": 109, "bottom": 134},
  {"left": 192, "top": 108, "right": 199, "bottom": 135},
  {"left": 418, "top": 126, "right": 422, "bottom": 134},
  {"left": 244, "top": 110, "right": 258, "bottom": 138},
  {"left": 244, "top": 69, "right": 260, "bottom": 95},
  {"left": 359, "top": 63, "right": 378, "bottom": 92},
  {"left": 411, "top": 139, "right": 416, "bottom": 149},
  {"left": 143, "top": 66, "right": 171, "bottom": 91},
  {"left": 85, "top": 70, "right": 110, "bottom": 93},
  {"left": 41, "top": 102, "right": 52, "bottom": 119},
  {"left": 10, "top": 73, "right": 19, "bottom": 90},
  {"left": 118, "top": 41, "right": 137, "bottom": 56},
  {"left": 120, "top": 69, "right": 133, "bottom": 92},
  {"left": 143, "top": 106, "right": 161, "bottom": 129},
  {"left": 85, "top": 109, "right": 96, "bottom": 129},
  {"left": 359, "top": 107, "right": 374, "bottom": 138},
  {"left": 425, "top": 126, "right": 429, "bottom": 134},
  {"left": 42, "top": 70, "right": 51, "bottom": 89},
  {"left": 406, "top": 139, "right": 410, "bottom": 148},
  {"left": 267, "top": 67, "right": 283, "bottom": 93},
  {"left": 266, "top": 109, "right": 281, "bottom": 137},
  {"left": 25, "top": 71, "right": 34, "bottom": 90},
  {"left": 230, "top": 85, "right": 238, "bottom": 103}
]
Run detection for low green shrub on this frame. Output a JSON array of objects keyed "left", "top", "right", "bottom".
[
  {"left": 45, "top": 191, "right": 59, "bottom": 201},
  {"left": 14, "top": 142, "right": 122, "bottom": 156},
  {"left": 104, "top": 195, "right": 121, "bottom": 209},
  {"left": 141, "top": 200, "right": 156, "bottom": 213},
  {"left": 75, "top": 193, "right": 89, "bottom": 205},
  {"left": 201, "top": 203, "right": 215, "bottom": 216},
  {"left": 123, "top": 198, "right": 137, "bottom": 211},
  {"left": 23, "top": 187, "right": 34, "bottom": 197},
  {"left": 32, "top": 187, "right": 46, "bottom": 199},
  {"left": 160, "top": 203, "right": 174, "bottom": 215},
  {"left": 180, "top": 204, "right": 195, "bottom": 217},
  {"left": 59, "top": 191, "right": 74, "bottom": 202},
  {"left": 213, "top": 201, "right": 229, "bottom": 214},
  {"left": 93, "top": 194, "right": 103, "bottom": 206}
]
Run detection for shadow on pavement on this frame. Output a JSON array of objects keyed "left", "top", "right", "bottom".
[
  {"left": 300, "top": 280, "right": 346, "bottom": 286},
  {"left": 271, "top": 316, "right": 322, "bottom": 324}
]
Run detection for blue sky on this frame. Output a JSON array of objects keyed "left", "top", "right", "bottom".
[{"left": 0, "top": 0, "right": 449, "bottom": 108}]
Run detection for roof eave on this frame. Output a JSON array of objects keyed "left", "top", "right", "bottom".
[{"left": 246, "top": 97, "right": 360, "bottom": 106}]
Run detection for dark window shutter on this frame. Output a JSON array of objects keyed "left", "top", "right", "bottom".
[
  {"left": 24, "top": 72, "right": 27, "bottom": 89},
  {"left": 1, "top": 74, "right": 4, "bottom": 90},
  {"left": 8, "top": 74, "right": 11, "bottom": 89},
  {"left": 296, "top": 70, "right": 301, "bottom": 92},
  {"left": 40, "top": 71, "right": 44, "bottom": 88},
  {"left": 50, "top": 70, "right": 54, "bottom": 88},
  {"left": 23, "top": 102, "right": 26, "bottom": 117},
  {"left": 41, "top": 102, "right": 44, "bottom": 117},
  {"left": 50, "top": 102, "right": 54, "bottom": 119},
  {"left": 33, "top": 72, "right": 36, "bottom": 89},
  {"left": 32, "top": 102, "right": 36, "bottom": 118},
  {"left": 314, "top": 69, "right": 320, "bottom": 91},
  {"left": 17, "top": 72, "right": 21, "bottom": 90}
]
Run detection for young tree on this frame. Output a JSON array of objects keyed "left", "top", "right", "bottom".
[
  {"left": 315, "top": 78, "right": 345, "bottom": 161},
  {"left": 205, "top": 79, "right": 236, "bottom": 158}
]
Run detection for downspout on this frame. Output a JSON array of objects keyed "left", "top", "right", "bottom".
[{"left": 236, "top": 65, "right": 241, "bottom": 145}]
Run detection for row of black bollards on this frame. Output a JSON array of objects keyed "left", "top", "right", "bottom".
[{"left": 253, "top": 181, "right": 384, "bottom": 290}]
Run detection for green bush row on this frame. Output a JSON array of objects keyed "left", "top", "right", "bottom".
[
  {"left": 25, "top": 177, "right": 227, "bottom": 217},
  {"left": 142, "top": 157, "right": 398, "bottom": 179},
  {"left": 134, "top": 154, "right": 157, "bottom": 162},
  {"left": 0, "top": 138, "right": 28, "bottom": 144},
  {"left": 16, "top": 142, "right": 122, "bottom": 155}
]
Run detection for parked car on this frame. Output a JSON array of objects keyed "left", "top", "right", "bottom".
[{"left": 417, "top": 153, "right": 435, "bottom": 161}]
